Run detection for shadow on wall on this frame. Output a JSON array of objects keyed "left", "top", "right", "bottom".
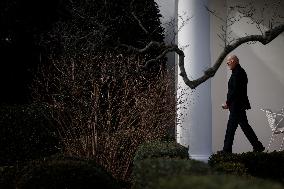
[
  {"left": 228, "top": 0, "right": 284, "bottom": 86},
  {"left": 155, "top": 0, "right": 177, "bottom": 70},
  {"left": 228, "top": 0, "right": 284, "bottom": 29}
]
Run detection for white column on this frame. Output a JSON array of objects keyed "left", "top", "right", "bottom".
[{"left": 177, "top": 0, "right": 212, "bottom": 162}]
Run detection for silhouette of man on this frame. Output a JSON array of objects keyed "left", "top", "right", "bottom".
[{"left": 221, "top": 55, "right": 265, "bottom": 153}]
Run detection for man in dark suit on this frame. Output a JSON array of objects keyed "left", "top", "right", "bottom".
[{"left": 221, "top": 55, "right": 264, "bottom": 153}]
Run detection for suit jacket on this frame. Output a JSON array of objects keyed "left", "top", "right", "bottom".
[{"left": 226, "top": 64, "right": 251, "bottom": 111}]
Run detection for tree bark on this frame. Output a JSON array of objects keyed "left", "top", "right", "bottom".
[{"left": 123, "top": 24, "right": 284, "bottom": 89}]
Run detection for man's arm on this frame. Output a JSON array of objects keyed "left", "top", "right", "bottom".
[{"left": 226, "top": 73, "right": 239, "bottom": 107}]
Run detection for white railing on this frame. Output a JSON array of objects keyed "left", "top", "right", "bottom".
[{"left": 261, "top": 108, "right": 284, "bottom": 151}]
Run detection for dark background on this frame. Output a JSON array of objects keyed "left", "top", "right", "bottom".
[
  {"left": 0, "top": 0, "right": 69, "bottom": 104},
  {"left": 0, "top": 0, "right": 164, "bottom": 104}
]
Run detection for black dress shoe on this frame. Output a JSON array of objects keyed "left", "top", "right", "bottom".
[
  {"left": 253, "top": 145, "right": 265, "bottom": 152},
  {"left": 217, "top": 150, "right": 232, "bottom": 154}
]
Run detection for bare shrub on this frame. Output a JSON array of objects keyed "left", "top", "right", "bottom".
[{"left": 31, "top": 51, "right": 176, "bottom": 181}]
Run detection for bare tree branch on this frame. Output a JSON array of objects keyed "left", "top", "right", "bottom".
[
  {"left": 131, "top": 11, "right": 149, "bottom": 35},
  {"left": 130, "top": 0, "right": 149, "bottom": 35},
  {"left": 205, "top": 5, "right": 226, "bottom": 23},
  {"left": 186, "top": 24, "right": 284, "bottom": 89},
  {"left": 119, "top": 1, "right": 284, "bottom": 89},
  {"left": 119, "top": 41, "right": 161, "bottom": 53},
  {"left": 122, "top": 24, "right": 284, "bottom": 89}
]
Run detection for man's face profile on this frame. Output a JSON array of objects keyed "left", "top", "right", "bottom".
[{"left": 226, "top": 56, "right": 237, "bottom": 70}]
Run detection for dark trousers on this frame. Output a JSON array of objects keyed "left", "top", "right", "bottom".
[{"left": 223, "top": 109, "right": 261, "bottom": 152}]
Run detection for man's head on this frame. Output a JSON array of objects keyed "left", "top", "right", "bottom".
[{"left": 226, "top": 55, "right": 239, "bottom": 70}]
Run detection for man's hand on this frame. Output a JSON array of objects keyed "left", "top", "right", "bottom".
[{"left": 222, "top": 103, "right": 228, "bottom": 109}]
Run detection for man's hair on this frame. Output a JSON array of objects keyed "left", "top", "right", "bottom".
[
  {"left": 233, "top": 55, "right": 239, "bottom": 64},
  {"left": 228, "top": 55, "right": 239, "bottom": 64}
]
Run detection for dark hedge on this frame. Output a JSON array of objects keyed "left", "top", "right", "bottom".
[
  {"left": 17, "top": 159, "right": 119, "bottom": 189},
  {"left": 153, "top": 175, "right": 284, "bottom": 189},
  {"left": 0, "top": 103, "right": 59, "bottom": 165},
  {"left": 132, "top": 158, "right": 210, "bottom": 189},
  {"left": 0, "top": 156, "right": 120, "bottom": 189},
  {"left": 133, "top": 140, "right": 189, "bottom": 164},
  {"left": 209, "top": 151, "right": 284, "bottom": 182}
]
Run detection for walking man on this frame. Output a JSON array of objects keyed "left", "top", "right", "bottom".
[{"left": 221, "top": 55, "right": 265, "bottom": 153}]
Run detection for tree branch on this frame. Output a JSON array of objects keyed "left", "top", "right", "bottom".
[
  {"left": 124, "top": 24, "right": 284, "bottom": 89},
  {"left": 119, "top": 41, "right": 162, "bottom": 53},
  {"left": 131, "top": 11, "right": 149, "bottom": 35},
  {"left": 130, "top": 0, "right": 149, "bottom": 35}
]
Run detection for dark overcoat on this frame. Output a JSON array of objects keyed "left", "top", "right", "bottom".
[{"left": 226, "top": 64, "right": 251, "bottom": 111}]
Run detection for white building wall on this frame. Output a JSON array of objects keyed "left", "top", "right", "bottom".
[{"left": 157, "top": 0, "right": 284, "bottom": 153}]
